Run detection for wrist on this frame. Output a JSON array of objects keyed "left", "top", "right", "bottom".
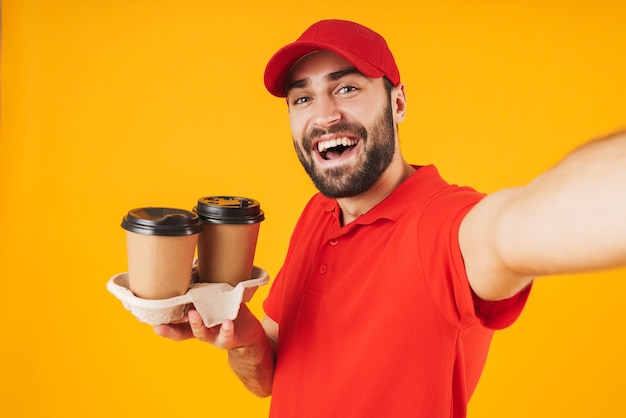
[{"left": 228, "top": 339, "right": 265, "bottom": 358}]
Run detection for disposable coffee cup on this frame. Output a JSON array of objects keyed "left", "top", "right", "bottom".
[
  {"left": 121, "top": 207, "right": 203, "bottom": 300},
  {"left": 194, "top": 196, "right": 264, "bottom": 286}
]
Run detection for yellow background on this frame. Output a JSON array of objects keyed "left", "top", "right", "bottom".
[{"left": 2, "top": 1, "right": 625, "bottom": 417}]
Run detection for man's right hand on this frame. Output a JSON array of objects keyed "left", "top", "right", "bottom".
[{"left": 154, "top": 303, "right": 269, "bottom": 351}]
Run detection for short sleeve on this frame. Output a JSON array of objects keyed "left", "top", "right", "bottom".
[
  {"left": 419, "top": 185, "right": 531, "bottom": 330},
  {"left": 263, "top": 266, "right": 284, "bottom": 324},
  {"left": 472, "top": 285, "right": 532, "bottom": 330}
]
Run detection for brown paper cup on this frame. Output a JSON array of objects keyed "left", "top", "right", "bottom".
[
  {"left": 125, "top": 232, "right": 198, "bottom": 299},
  {"left": 197, "top": 222, "right": 260, "bottom": 286},
  {"left": 194, "top": 196, "right": 264, "bottom": 286},
  {"left": 121, "top": 207, "right": 203, "bottom": 300}
]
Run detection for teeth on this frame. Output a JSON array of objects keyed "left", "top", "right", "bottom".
[{"left": 317, "top": 137, "right": 357, "bottom": 153}]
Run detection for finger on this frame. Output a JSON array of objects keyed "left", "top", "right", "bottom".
[
  {"left": 154, "top": 323, "right": 194, "bottom": 341},
  {"left": 188, "top": 310, "right": 218, "bottom": 343},
  {"left": 214, "top": 319, "right": 236, "bottom": 349}
]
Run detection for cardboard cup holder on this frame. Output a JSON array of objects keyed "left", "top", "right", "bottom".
[{"left": 107, "top": 265, "right": 269, "bottom": 327}]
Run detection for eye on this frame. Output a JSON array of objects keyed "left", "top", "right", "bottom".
[
  {"left": 290, "top": 95, "right": 311, "bottom": 106},
  {"left": 294, "top": 96, "right": 310, "bottom": 105},
  {"left": 337, "top": 85, "right": 357, "bottom": 94}
]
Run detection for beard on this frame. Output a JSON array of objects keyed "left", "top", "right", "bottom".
[{"left": 293, "top": 101, "right": 396, "bottom": 199}]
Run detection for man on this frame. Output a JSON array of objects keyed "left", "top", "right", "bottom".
[{"left": 156, "top": 19, "right": 626, "bottom": 417}]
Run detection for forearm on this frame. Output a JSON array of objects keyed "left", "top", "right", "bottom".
[
  {"left": 228, "top": 335, "right": 275, "bottom": 397},
  {"left": 496, "top": 130, "right": 626, "bottom": 276}
]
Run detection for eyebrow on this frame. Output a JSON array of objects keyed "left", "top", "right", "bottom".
[{"left": 286, "top": 67, "right": 364, "bottom": 93}]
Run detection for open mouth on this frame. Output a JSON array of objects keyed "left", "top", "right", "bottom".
[{"left": 316, "top": 137, "right": 358, "bottom": 160}]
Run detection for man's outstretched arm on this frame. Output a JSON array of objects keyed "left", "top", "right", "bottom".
[{"left": 460, "top": 130, "right": 626, "bottom": 301}]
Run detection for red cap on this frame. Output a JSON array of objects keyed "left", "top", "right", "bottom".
[{"left": 264, "top": 19, "right": 400, "bottom": 97}]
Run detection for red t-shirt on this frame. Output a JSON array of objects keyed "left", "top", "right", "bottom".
[{"left": 264, "top": 165, "right": 530, "bottom": 418}]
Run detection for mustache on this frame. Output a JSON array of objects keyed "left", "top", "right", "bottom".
[{"left": 302, "top": 122, "right": 368, "bottom": 150}]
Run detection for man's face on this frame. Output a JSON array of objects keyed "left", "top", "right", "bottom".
[{"left": 286, "top": 51, "right": 399, "bottom": 198}]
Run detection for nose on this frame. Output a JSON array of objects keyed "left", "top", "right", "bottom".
[{"left": 312, "top": 95, "right": 341, "bottom": 129}]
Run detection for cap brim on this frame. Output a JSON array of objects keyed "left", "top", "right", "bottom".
[{"left": 264, "top": 41, "right": 385, "bottom": 98}]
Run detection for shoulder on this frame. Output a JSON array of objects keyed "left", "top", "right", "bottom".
[
  {"left": 459, "top": 187, "right": 534, "bottom": 301},
  {"left": 399, "top": 165, "right": 486, "bottom": 224}
]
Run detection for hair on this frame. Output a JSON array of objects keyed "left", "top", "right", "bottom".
[
  {"left": 382, "top": 77, "right": 401, "bottom": 135},
  {"left": 383, "top": 77, "right": 395, "bottom": 94}
]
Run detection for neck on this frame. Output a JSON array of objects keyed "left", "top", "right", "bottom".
[{"left": 338, "top": 159, "right": 415, "bottom": 225}]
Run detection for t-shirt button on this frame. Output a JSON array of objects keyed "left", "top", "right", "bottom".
[
  {"left": 320, "top": 264, "right": 328, "bottom": 274},
  {"left": 329, "top": 238, "right": 339, "bottom": 246}
]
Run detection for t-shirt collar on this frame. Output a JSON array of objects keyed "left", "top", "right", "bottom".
[{"left": 318, "top": 165, "right": 448, "bottom": 225}]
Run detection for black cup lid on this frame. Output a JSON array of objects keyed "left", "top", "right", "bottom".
[
  {"left": 121, "top": 207, "right": 204, "bottom": 236},
  {"left": 194, "top": 196, "right": 265, "bottom": 224}
]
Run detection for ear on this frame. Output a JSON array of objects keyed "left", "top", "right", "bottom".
[{"left": 392, "top": 83, "right": 407, "bottom": 124}]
